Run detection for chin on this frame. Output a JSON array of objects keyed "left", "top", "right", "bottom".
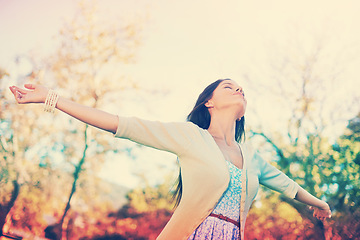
[{"left": 235, "top": 102, "right": 246, "bottom": 113}]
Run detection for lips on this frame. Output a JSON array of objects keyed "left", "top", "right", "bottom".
[{"left": 233, "top": 92, "right": 244, "bottom": 97}]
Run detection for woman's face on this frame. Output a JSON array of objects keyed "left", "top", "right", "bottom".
[{"left": 206, "top": 79, "right": 247, "bottom": 119}]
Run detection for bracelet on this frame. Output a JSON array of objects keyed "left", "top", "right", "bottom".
[{"left": 44, "top": 89, "right": 59, "bottom": 113}]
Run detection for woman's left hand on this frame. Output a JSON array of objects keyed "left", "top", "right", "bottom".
[{"left": 309, "top": 202, "right": 331, "bottom": 221}]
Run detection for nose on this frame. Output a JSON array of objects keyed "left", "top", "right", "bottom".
[{"left": 235, "top": 87, "right": 244, "bottom": 96}]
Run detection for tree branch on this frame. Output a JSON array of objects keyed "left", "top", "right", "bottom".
[{"left": 249, "top": 130, "right": 285, "bottom": 160}]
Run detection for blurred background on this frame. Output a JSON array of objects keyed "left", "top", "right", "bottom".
[{"left": 0, "top": 0, "right": 359, "bottom": 239}]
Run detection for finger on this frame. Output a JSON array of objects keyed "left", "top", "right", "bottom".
[
  {"left": 11, "top": 86, "right": 28, "bottom": 94},
  {"left": 319, "top": 213, "right": 331, "bottom": 220},
  {"left": 9, "top": 86, "right": 16, "bottom": 95},
  {"left": 16, "top": 90, "right": 26, "bottom": 103},
  {"left": 9, "top": 87, "right": 24, "bottom": 99},
  {"left": 24, "top": 83, "right": 36, "bottom": 90},
  {"left": 9, "top": 87, "right": 25, "bottom": 103}
]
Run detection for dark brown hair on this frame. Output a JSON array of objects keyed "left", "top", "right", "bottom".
[{"left": 172, "top": 79, "right": 246, "bottom": 208}]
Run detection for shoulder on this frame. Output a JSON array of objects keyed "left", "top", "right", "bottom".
[{"left": 241, "top": 143, "right": 270, "bottom": 171}]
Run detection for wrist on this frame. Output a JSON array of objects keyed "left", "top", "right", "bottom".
[
  {"left": 319, "top": 201, "right": 329, "bottom": 210},
  {"left": 42, "top": 89, "right": 49, "bottom": 103},
  {"left": 44, "top": 89, "right": 59, "bottom": 113}
]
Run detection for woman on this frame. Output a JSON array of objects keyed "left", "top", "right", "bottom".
[{"left": 9, "top": 79, "right": 331, "bottom": 240}]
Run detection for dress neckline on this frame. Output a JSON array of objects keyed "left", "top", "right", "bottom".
[{"left": 225, "top": 159, "right": 243, "bottom": 171}]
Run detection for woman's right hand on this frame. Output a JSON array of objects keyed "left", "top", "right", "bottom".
[
  {"left": 10, "top": 83, "right": 119, "bottom": 133},
  {"left": 9, "top": 84, "right": 49, "bottom": 104}
]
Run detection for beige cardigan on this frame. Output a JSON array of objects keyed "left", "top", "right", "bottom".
[{"left": 114, "top": 116, "right": 300, "bottom": 240}]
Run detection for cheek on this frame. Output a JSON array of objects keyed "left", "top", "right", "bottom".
[{"left": 211, "top": 95, "right": 227, "bottom": 108}]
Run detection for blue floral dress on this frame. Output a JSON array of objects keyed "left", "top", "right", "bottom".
[{"left": 188, "top": 161, "right": 242, "bottom": 240}]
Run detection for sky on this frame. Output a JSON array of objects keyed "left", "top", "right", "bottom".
[
  {"left": 1, "top": 0, "right": 360, "bottom": 188},
  {"left": 1, "top": 0, "right": 359, "bottom": 114}
]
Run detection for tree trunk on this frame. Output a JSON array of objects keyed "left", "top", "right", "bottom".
[
  {"left": 45, "top": 124, "right": 90, "bottom": 239},
  {"left": 0, "top": 181, "right": 20, "bottom": 236}
]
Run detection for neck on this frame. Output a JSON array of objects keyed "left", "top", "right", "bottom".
[{"left": 207, "top": 111, "right": 238, "bottom": 146}]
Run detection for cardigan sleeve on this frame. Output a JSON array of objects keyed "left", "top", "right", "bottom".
[
  {"left": 114, "top": 116, "right": 195, "bottom": 156},
  {"left": 256, "top": 152, "right": 300, "bottom": 199}
]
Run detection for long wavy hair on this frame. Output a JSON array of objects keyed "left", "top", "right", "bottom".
[{"left": 172, "top": 79, "right": 246, "bottom": 208}]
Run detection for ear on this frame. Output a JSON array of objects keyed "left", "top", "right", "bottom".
[{"left": 205, "top": 100, "right": 214, "bottom": 108}]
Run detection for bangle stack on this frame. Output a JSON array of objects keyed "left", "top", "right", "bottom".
[{"left": 44, "top": 89, "right": 59, "bottom": 113}]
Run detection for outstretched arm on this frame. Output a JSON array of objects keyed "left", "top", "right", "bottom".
[
  {"left": 295, "top": 186, "right": 331, "bottom": 221},
  {"left": 256, "top": 152, "right": 331, "bottom": 221},
  {"left": 9, "top": 84, "right": 118, "bottom": 134}
]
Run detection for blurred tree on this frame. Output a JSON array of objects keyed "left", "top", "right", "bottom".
[
  {"left": 0, "top": 65, "right": 62, "bottom": 237},
  {"left": 0, "top": 67, "right": 9, "bottom": 119},
  {"left": 245, "top": 192, "right": 314, "bottom": 240},
  {"left": 1, "top": 0, "right": 144, "bottom": 238},
  {"left": 40, "top": 0, "right": 143, "bottom": 238},
  {"left": 327, "top": 113, "right": 360, "bottom": 212},
  {"left": 245, "top": 113, "right": 360, "bottom": 240},
  {"left": 0, "top": 67, "right": 22, "bottom": 236},
  {"left": 324, "top": 113, "right": 360, "bottom": 239},
  {"left": 53, "top": 176, "right": 175, "bottom": 240},
  {"left": 102, "top": 176, "right": 174, "bottom": 240},
  {"left": 246, "top": 36, "right": 360, "bottom": 239}
]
